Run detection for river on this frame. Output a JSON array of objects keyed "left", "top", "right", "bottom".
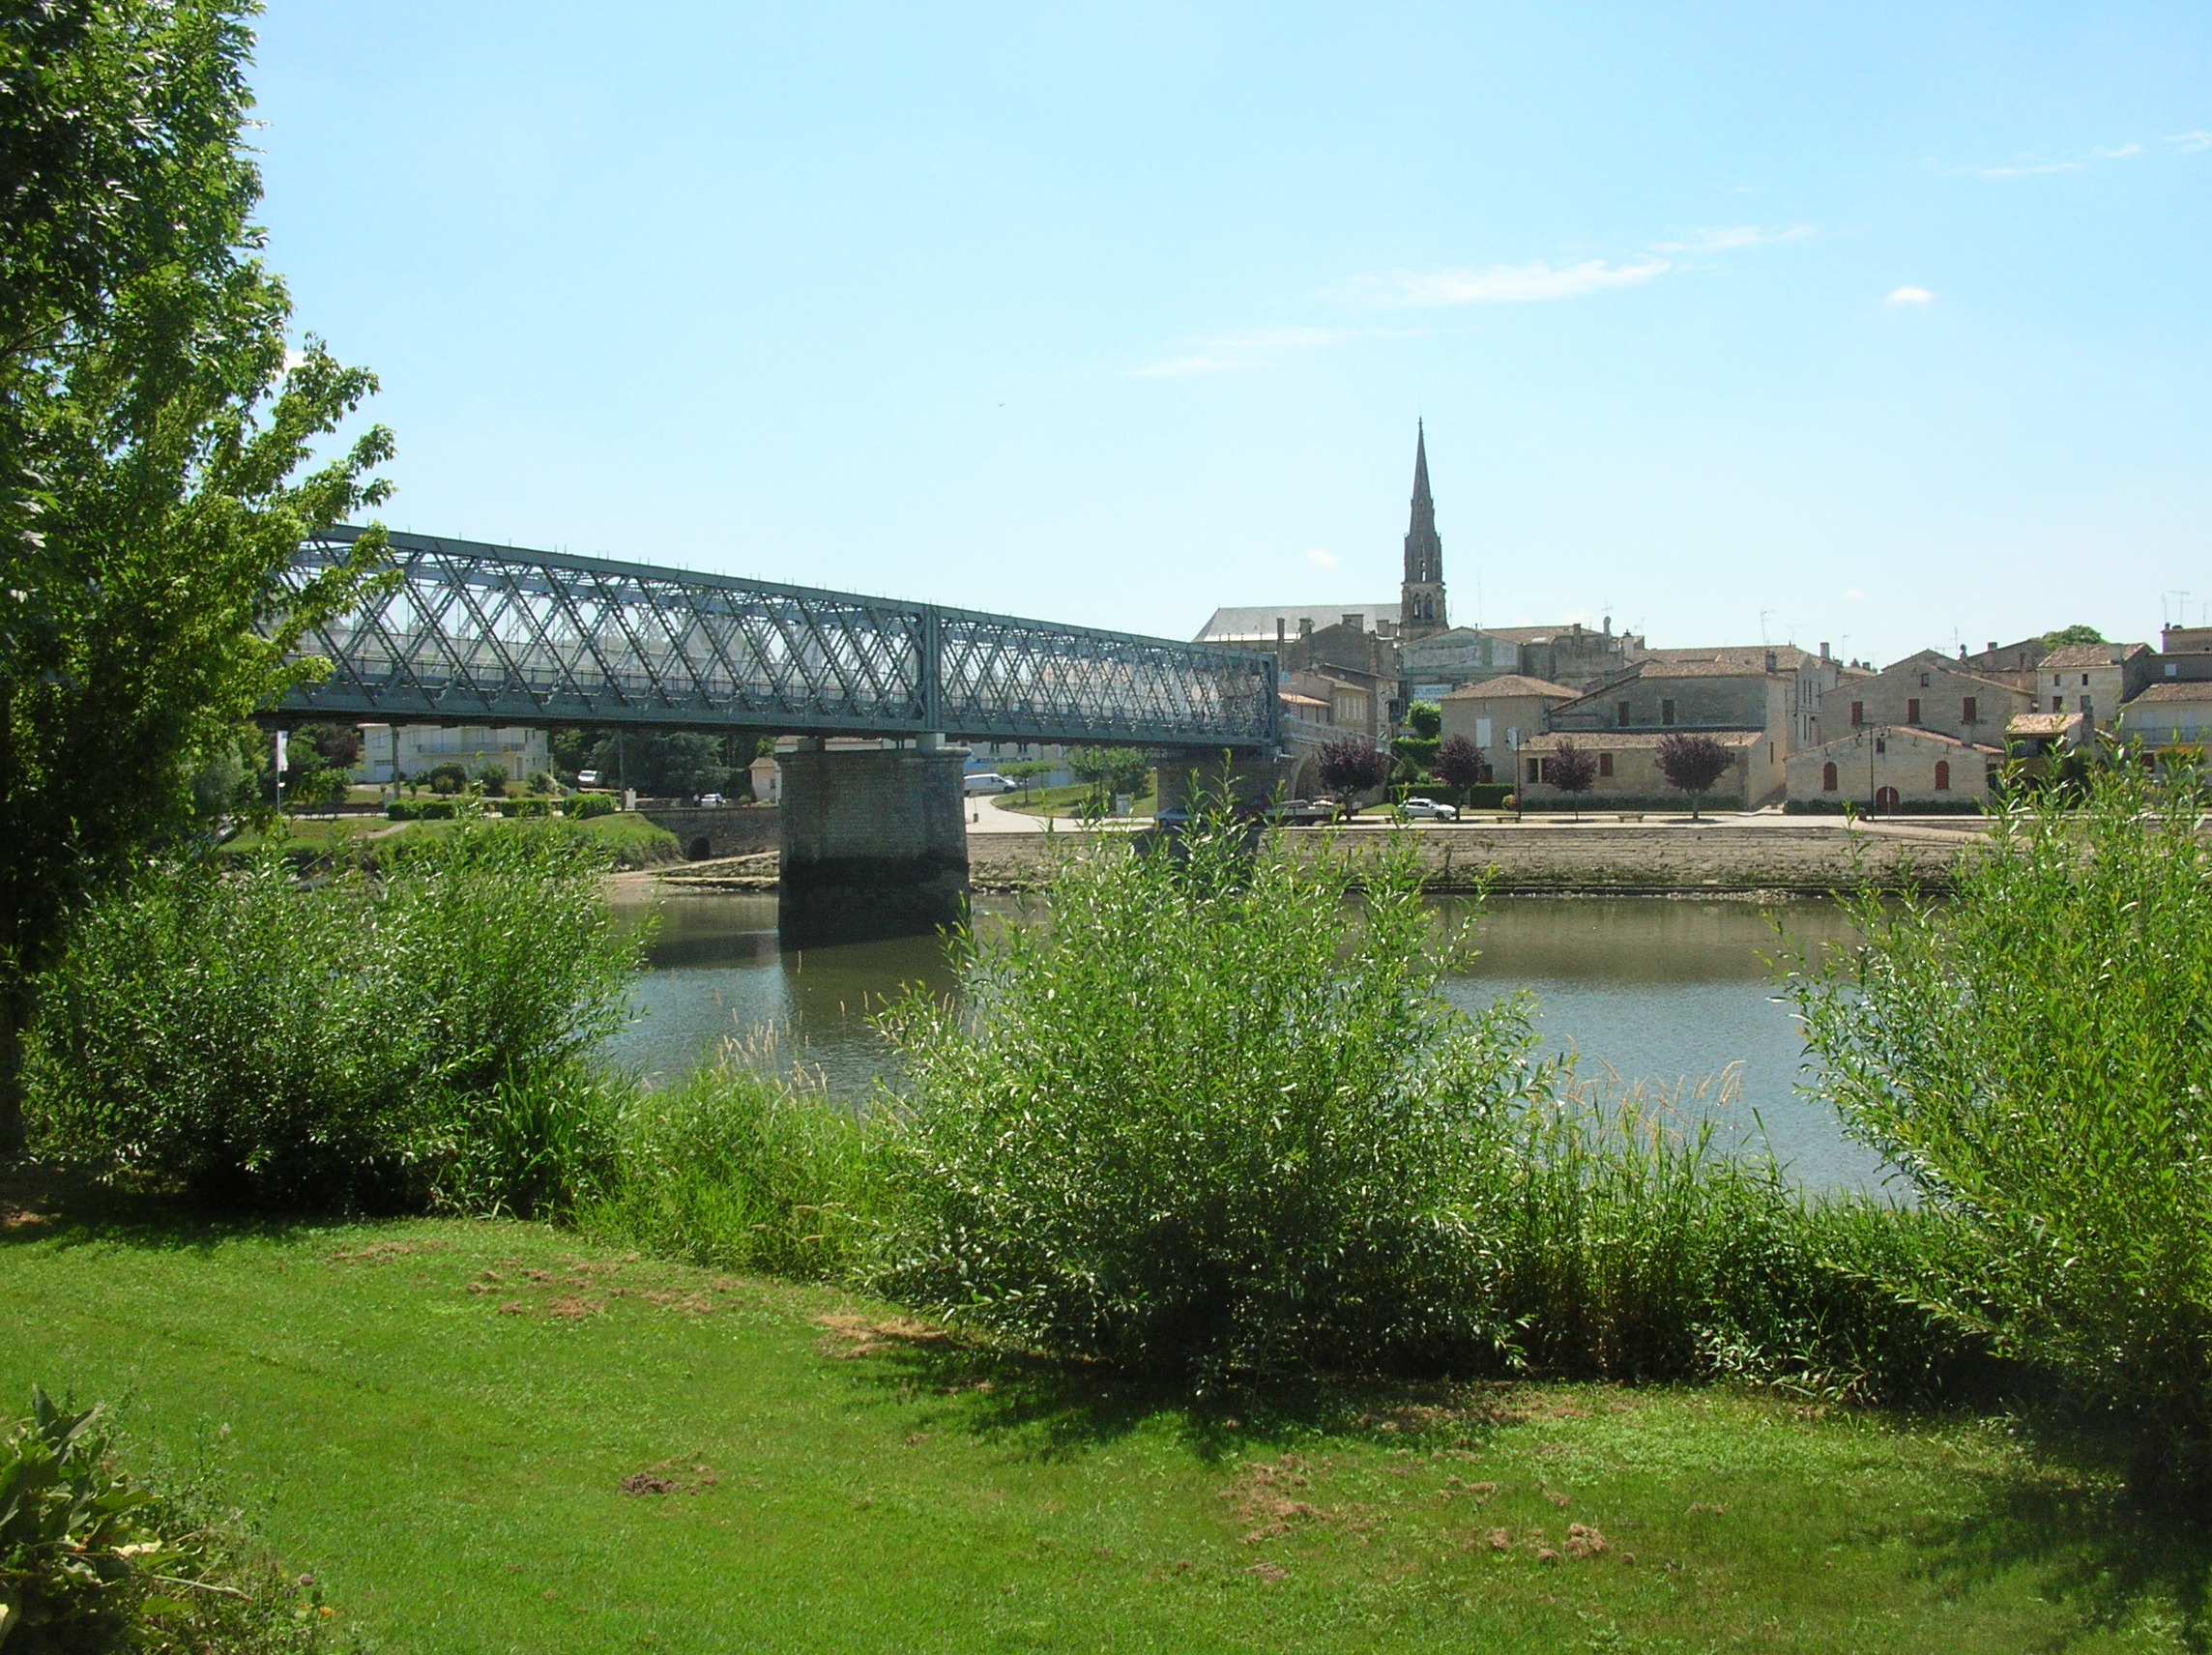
[{"left": 603, "top": 889, "right": 1886, "bottom": 1193}]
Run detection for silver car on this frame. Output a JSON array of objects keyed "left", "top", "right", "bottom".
[{"left": 1394, "top": 798, "right": 1460, "bottom": 823}]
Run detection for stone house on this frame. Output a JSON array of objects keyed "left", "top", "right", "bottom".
[
  {"left": 1786, "top": 726, "right": 2003, "bottom": 811},
  {"left": 2003, "top": 711, "right": 2086, "bottom": 760},
  {"left": 1482, "top": 622, "right": 1647, "bottom": 692},
  {"left": 2117, "top": 682, "right": 2212, "bottom": 749},
  {"left": 354, "top": 723, "right": 550, "bottom": 786},
  {"left": 1642, "top": 645, "right": 1842, "bottom": 749},
  {"left": 1822, "top": 653, "right": 2031, "bottom": 747},
  {"left": 1399, "top": 626, "right": 1522, "bottom": 702},
  {"left": 1281, "top": 667, "right": 1386, "bottom": 743},
  {"left": 2034, "top": 643, "right": 2155, "bottom": 731},
  {"left": 1437, "top": 675, "right": 1580, "bottom": 784},
  {"left": 1516, "top": 730, "right": 1769, "bottom": 811}
]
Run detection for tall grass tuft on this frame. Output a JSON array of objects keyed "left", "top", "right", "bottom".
[
  {"left": 873, "top": 813, "right": 1552, "bottom": 1379},
  {"left": 1793, "top": 763, "right": 2212, "bottom": 1459},
  {"left": 27, "top": 825, "right": 639, "bottom": 1210},
  {"left": 580, "top": 1043, "right": 873, "bottom": 1280}
]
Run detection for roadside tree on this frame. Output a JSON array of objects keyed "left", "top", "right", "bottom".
[
  {"left": 1318, "top": 738, "right": 1392, "bottom": 817},
  {"left": 1405, "top": 701, "right": 1442, "bottom": 740},
  {"left": 1545, "top": 739, "right": 1598, "bottom": 820},
  {"left": 1068, "top": 746, "right": 1148, "bottom": 814},
  {"left": 0, "top": 1, "right": 393, "bottom": 1152},
  {"left": 1432, "top": 734, "right": 1488, "bottom": 806},
  {"left": 1654, "top": 734, "right": 1735, "bottom": 820}
]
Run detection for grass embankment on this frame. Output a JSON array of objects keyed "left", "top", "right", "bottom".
[
  {"left": 5, "top": 1204, "right": 2188, "bottom": 1655},
  {"left": 223, "top": 811, "right": 680, "bottom": 868},
  {"left": 1001, "top": 782, "right": 1157, "bottom": 820}
]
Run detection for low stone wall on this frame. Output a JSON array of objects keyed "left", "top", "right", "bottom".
[
  {"left": 635, "top": 803, "right": 781, "bottom": 862},
  {"left": 656, "top": 818, "right": 1983, "bottom": 896}
]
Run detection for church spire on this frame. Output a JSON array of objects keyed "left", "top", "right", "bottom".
[{"left": 1400, "top": 421, "right": 1446, "bottom": 637}]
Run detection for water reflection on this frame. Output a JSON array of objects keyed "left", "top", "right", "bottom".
[{"left": 604, "top": 888, "right": 1884, "bottom": 1192}]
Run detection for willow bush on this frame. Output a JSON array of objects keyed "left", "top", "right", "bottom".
[
  {"left": 875, "top": 816, "right": 1555, "bottom": 1379},
  {"left": 27, "top": 825, "right": 638, "bottom": 1209},
  {"left": 1794, "top": 765, "right": 2212, "bottom": 1456}
]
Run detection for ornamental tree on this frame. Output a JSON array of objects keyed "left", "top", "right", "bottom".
[
  {"left": 1, "top": 1, "right": 393, "bottom": 1152},
  {"left": 1432, "top": 733, "right": 1488, "bottom": 805},
  {"left": 1654, "top": 733, "right": 1736, "bottom": 821},
  {"left": 1545, "top": 738, "right": 1598, "bottom": 820},
  {"left": 1318, "top": 738, "right": 1392, "bottom": 816}
]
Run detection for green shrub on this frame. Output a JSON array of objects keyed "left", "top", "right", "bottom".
[
  {"left": 0, "top": 1388, "right": 339, "bottom": 1654},
  {"left": 1491, "top": 1075, "right": 1978, "bottom": 1400},
  {"left": 414, "top": 799, "right": 455, "bottom": 821},
  {"left": 426, "top": 762, "right": 466, "bottom": 796},
  {"left": 27, "top": 827, "right": 640, "bottom": 1210},
  {"left": 582, "top": 1055, "right": 872, "bottom": 1280},
  {"left": 874, "top": 815, "right": 1546, "bottom": 1378},
  {"left": 1793, "top": 765, "right": 2212, "bottom": 1454},
  {"left": 428, "top": 1066, "right": 627, "bottom": 1220},
  {"left": 565, "top": 793, "right": 617, "bottom": 820}
]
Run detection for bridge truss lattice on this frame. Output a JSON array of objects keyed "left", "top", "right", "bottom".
[{"left": 275, "top": 528, "right": 1279, "bottom": 751}]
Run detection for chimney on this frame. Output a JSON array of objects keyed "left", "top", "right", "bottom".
[
  {"left": 1764, "top": 650, "right": 1778, "bottom": 674},
  {"left": 1276, "top": 617, "right": 1286, "bottom": 644},
  {"left": 1603, "top": 616, "right": 1612, "bottom": 634},
  {"left": 1986, "top": 640, "right": 1998, "bottom": 654},
  {"left": 1298, "top": 617, "right": 1314, "bottom": 638},
  {"left": 1957, "top": 644, "right": 1967, "bottom": 660},
  {"left": 1342, "top": 613, "right": 1362, "bottom": 631},
  {"left": 1819, "top": 641, "right": 1831, "bottom": 660}
]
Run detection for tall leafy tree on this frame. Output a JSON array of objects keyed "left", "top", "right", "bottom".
[
  {"left": 1431, "top": 733, "right": 1488, "bottom": 805},
  {"left": 1653, "top": 734, "right": 1735, "bottom": 821},
  {"left": 0, "top": 1, "right": 392, "bottom": 1151},
  {"left": 1544, "top": 738, "right": 1598, "bottom": 820}
]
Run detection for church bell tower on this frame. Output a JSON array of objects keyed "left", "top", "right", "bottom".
[{"left": 1399, "top": 421, "right": 1447, "bottom": 641}]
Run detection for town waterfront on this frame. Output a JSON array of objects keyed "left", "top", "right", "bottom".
[{"left": 607, "top": 888, "right": 1884, "bottom": 1193}]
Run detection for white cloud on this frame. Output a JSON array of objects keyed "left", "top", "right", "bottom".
[
  {"left": 1343, "top": 256, "right": 1672, "bottom": 308},
  {"left": 1886, "top": 285, "right": 1936, "bottom": 305},
  {"left": 2167, "top": 131, "right": 2212, "bottom": 154},
  {"left": 1654, "top": 224, "right": 1815, "bottom": 253},
  {"left": 1970, "top": 142, "right": 2144, "bottom": 179},
  {"left": 1127, "top": 322, "right": 1415, "bottom": 378},
  {"left": 1842, "top": 588, "right": 1869, "bottom": 602},
  {"left": 1305, "top": 547, "right": 1339, "bottom": 569}
]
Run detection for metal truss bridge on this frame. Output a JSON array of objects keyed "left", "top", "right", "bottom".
[{"left": 275, "top": 528, "right": 1279, "bottom": 751}]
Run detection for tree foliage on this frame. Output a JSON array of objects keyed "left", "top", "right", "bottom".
[
  {"left": 0, "top": 0, "right": 393, "bottom": 1150},
  {"left": 1404, "top": 700, "right": 1442, "bottom": 740},
  {"left": 2041, "top": 624, "right": 2106, "bottom": 650},
  {"left": 1432, "top": 733, "right": 1488, "bottom": 801},
  {"left": 1653, "top": 733, "right": 1735, "bottom": 819},
  {"left": 1318, "top": 736, "right": 1391, "bottom": 802},
  {"left": 1545, "top": 738, "right": 1598, "bottom": 817}
]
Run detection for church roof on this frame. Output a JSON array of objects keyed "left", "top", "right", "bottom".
[{"left": 1194, "top": 603, "right": 1401, "bottom": 643}]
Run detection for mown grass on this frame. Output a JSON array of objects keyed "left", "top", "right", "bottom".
[
  {"left": 1002, "top": 782, "right": 1158, "bottom": 820},
  {"left": 5, "top": 1197, "right": 2204, "bottom": 1654},
  {"left": 222, "top": 811, "right": 680, "bottom": 868}
]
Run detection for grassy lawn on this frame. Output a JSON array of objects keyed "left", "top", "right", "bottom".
[
  {"left": 1002, "top": 782, "right": 1158, "bottom": 820},
  {"left": 2, "top": 1203, "right": 2196, "bottom": 1654},
  {"left": 224, "top": 811, "right": 679, "bottom": 868}
]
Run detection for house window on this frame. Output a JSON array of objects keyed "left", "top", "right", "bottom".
[
  {"left": 1616, "top": 701, "right": 1630, "bottom": 727},
  {"left": 1527, "top": 758, "right": 1541, "bottom": 784},
  {"left": 1963, "top": 697, "right": 1977, "bottom": 724},
  {"left": 1875, "top": 737, "right": 1886, "bottom": 754},
  {"left": 2052, "top": 674, "right": 2062, "bottom": 687},
  {"left": 1919, "top": 672, "right": 1931, "bottom": 688},
  {"left": 1906, "top": 698, "right": 1921, "bottom": 725},
  {"left": 1822, "top": 761, "right": 1839, "bottom": 793},
  {"left": 1661, "top": 699, "right": 1676, "bottom": 726},
  {"left": 1934, "top": 760, "right": 1951, "bottom": 791},
  {"left": 2052, "top": 696, "right": 2063, "bottom": 713},
  {"left": 1850, "top": 701, "right": 1864, "bottom": 726},
  {"left": 2080, "top": 695, "right": 2093, "bottom": 715},
  {"left": 1598, "top": 752, "right": 1614, "bottom": 777},
  {"left": 2081, "top": 674, "right": 2090, "bottom": 686}
]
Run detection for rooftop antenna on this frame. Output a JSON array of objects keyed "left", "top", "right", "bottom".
[{"left": 1759, "top": 609, "right": 1774, "bottom": 645}]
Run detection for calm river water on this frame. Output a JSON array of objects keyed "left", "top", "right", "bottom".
[{"left": 604, "top": 890, "right": 1885, "bottom": 1193}]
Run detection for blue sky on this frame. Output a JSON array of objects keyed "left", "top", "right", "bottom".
[{"left": 253, "top": 3, "right": 2210, "bottom": 662}]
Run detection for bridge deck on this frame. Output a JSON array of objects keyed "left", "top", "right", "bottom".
[{"left": 276, "top": 528, "right": 1278, "bottom": 751}]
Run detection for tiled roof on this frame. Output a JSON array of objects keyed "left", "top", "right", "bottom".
[
  {"left": 2005, "top": 713, "right": 2081, "bottom": 737},
  {"left": 1805, "top": 726, "right": 2004, "bottom": 755},
  {"left": 1520, "top": 730, "right": 1763, "bottom": 751},
  {"left": 1633, "top": 659, "right": 1782, "bottom": 680},
  {"left": 2124, "top": 681, "right": 2212, "bottom": 705},
  {"left": 1644, "top": 645, "right": 1821, "bottom": 670},
  {"left": 1438, "top": 675, "right": 1581, "bottom": 700},
  {"left": 1864, "top": 658, "right": 2031, "bottom": 699},
  {"left": 2040, "top": 642, "right": 2148, "bottom": 668},
  {"left": 1193, "top": 603, "right": 1399, "bottom": 642}
]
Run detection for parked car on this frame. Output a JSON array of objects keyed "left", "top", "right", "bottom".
[
  {"left": 964, "top": 771, "right": 1017, "bottom": 795},
  {"left": 1394, "top": 798, "right": 1460, "bottom": 823},
  {"left": 696, "top": 792, "right": 725, "bottom": 806}
]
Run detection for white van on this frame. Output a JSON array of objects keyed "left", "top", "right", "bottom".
[{"left": 963, "top": 771, "right": 1017, "bottom": 796}]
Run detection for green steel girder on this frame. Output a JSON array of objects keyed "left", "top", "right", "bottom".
[{"left": 274, "top": 528, "right": 1280, "bottom": 751}]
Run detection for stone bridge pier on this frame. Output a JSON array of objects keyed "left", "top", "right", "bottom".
[
  {"left": 1154, "top": 751, "right": 1295, "bottom": 819},
  {"left": 776, "top": 741, "right": 969, "bottom": 946}
]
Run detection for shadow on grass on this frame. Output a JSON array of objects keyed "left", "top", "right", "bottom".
[
  {"left": 0, "top": 1160, "right": 344, "bottom": 1255},
  {"left": 1913, "top": 1428, "right": 2212, "bottom": 1653},
  {"left": 816, "top": 1315, "right": 1552, "bottom": 1467}
]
